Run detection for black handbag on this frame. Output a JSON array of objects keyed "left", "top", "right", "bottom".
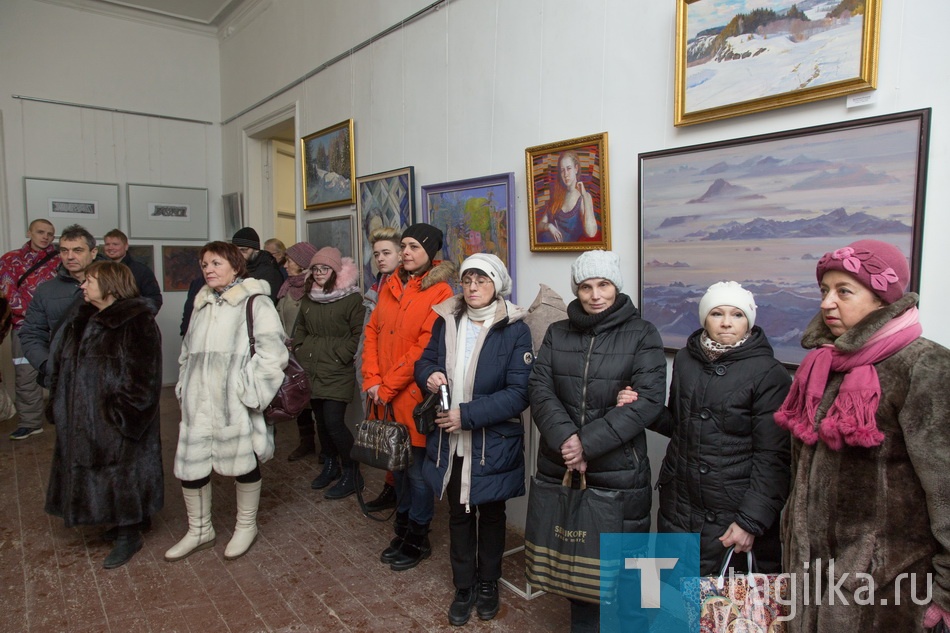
[
  {"left": 412, "top": 391, "right": 440, "bottom": 435},
  {"left": 351, "top": 400, "right": 412, "bottom": 471},
  {"left": 246, "top": 295, "right": 310, "bottom": 425}
]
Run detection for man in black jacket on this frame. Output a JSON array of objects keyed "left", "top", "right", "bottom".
[
  {"left": 231, "top": 227, "right": 282, "bottom": 303},
  {"left": 102, "top": 229, "right": 163, "bottom": 314}
]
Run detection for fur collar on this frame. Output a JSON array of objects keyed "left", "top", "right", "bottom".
[
  {"left": 194, "top": 277, "right": 271, "bottom": 309},
  {"left": 398, "top": 259, "right": 457, "bottom": 290},
  {"left": 74, "top": 297, "right": 153, "bottom": 329},
  {"left": 801, "top": 292, "right": 919, "bottom": 353}
]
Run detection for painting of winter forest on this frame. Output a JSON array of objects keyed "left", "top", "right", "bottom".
[
  {"left": 675, "top": 0, "right": 880, "bottom": 125},
  {"left": 301, "top": 119, "right": 355, "bottom": 210},
  {"left": 639, "top": 109, "right": 929, "bottom": 365}
]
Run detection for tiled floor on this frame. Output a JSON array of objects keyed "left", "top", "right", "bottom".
[{"left": 0, "top": 387, "right": 569, "bottom": 633}]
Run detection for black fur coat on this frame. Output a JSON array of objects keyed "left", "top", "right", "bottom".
[{"left": 45, "top": 298, "right": 163, "bottom": 528}]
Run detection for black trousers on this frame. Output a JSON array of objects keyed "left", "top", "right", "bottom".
[
  {"left": 446, "top": 457, "right": 507, "bottom": 589},
  {"left": 310, "top": 398, "right": 352, "bottom": 464}
]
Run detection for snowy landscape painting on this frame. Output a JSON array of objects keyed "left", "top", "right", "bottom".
[
  {"left": 639, "top": 109, "right": 929, "bottom": 365},
  {"left": 675, "top": 0, "right": 880, "bottom": 125},
  {"left": 302, "top": 119, "right": 355, "bottom": 210}
]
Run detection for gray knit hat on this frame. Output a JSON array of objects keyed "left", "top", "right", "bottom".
[
  {"left": 231, "top": 227, "right": 261, "bottom": 250},
  {"left": 571, "top": 250, "right": 623, "bottom": 295}
]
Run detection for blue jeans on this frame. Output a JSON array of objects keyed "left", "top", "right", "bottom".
[{"left": 393, "top": 445, "right": 433, "bottom": 525}]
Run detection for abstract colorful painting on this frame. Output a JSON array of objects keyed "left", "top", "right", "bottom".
[{"left": 356, "top": 167, "right": 414, "bottom": 290}]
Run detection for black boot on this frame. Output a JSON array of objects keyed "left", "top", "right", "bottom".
[
  {"left": 324, "top": 463, "right": 363, "bottom": 500},
  {"left": 310, "top": 456, "right": 340, "bottom": 489},
  {"left": 103, "top": 526, "right": 143, "bottom": 569},
  {"left": 287, "top": 435, "right": 316, "bottom": 461},
  {"left": 364, "top": 483, "right": 397, "bottom": 511},
  {"left": 102, "top": 516, "right": 152, "bottom": 542},
  {"left": 448, "top": 586, "right": 477, "bottom": 626},
  {"left": 475, "top": 579, "right": 500, "bottom": 620},
  {"left": 389, "top": 520, "right": 431, "bottom": 571},
  {"left": 380, "top": 512, "right": 409, "bottom": 564}
]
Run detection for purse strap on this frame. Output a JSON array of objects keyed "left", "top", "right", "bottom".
[
  {"left": 560, "top": 470, "right": 587, "bottom": 490},
  {"left": 245, "top": 294, "right": 261, "bottom": 357},
  {"left": 716, "top": 546, "right": 756, "bottom": 589}
]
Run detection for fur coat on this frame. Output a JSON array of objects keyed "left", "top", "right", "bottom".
[
  {"left": 175, "top": 278, "right": 288, "bottom": 480},
  {"left": 45, "top": 298, "right": 163, "bottom": 528},
  {"left": 783, "top": 293, "right": 950, "bottom": 632}
]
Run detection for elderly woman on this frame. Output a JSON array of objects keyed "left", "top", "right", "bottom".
[
  {"left": 415, "top": 254, "right": 532, "bottom": 626},
  {"left": 167, "top": 241, "right": 287, "bottom": 562},
  {"left": 528, "top": 250, "right": 666, "bottom": 633},
  {"left": 45, "top": 261, "right": 163, "bottom": 569},
  {"left": 776, "top": 239, "right": 950, "bottom": 632}
]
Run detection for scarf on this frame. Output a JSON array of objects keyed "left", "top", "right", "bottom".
[
  {"left": 308, "top": 282, "right": 359, "bottom": 304},
  {"left": 699, "top": 330, "right": 749, "bottom": 362},
  {"left": 774, "top": 306, "right": 922, "bottom": 450},
  {"left": 277, "top": 272, "right": 307, "bottom": 301}
]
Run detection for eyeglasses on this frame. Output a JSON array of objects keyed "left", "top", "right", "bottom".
[
  {"left": 461, "top": 277, "right": 493, "bottom": 289},
  {"left": 310, "top": 265, "right": 332, "bottom": 274}
]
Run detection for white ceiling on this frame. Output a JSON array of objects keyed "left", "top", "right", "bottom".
[{"left": 47, "top": 0, "right": 248, "bottom": 28}]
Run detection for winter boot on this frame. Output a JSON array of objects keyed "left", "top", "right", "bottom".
[
  {"left": 102, "top": 516, "right": 152, "bottom": 542},
  {"left": 310, "top": 456, "right": 340, "bottom": 489},
  {"left": 165, "top": 484, "right": 216, "bottom": 562},
  {"left": 380, "top": 511, "right": 409, "bottom": 564},
  {"left": 389, "top": 520, "right": 431, "bottom": 571},
  {"left": 103, "top": 526, "right": 143, "bottom": 569},
  {"left": 448, "top": 586, "right": 477, "bottom": 626},
  {"left": 324, "top": 462, "right": 364, "bottom": 500},
  {"left": 224, "top": 479, "right": 261, "bottom": 560},
  {"left": 363, "top": 483, "right": 397, "bottom": 511},
  {"left": 287, "top": 435, "right": 316, "bottom": 462},
  {"left": 475, "top": 579, "right": 500, "bottom": 620}
]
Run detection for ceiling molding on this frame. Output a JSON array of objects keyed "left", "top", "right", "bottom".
[{"left": 35, "top": 0, "right": 251, "bottom": 36}]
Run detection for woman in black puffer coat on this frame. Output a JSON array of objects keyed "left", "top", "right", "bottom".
[{"left": 635, "top": 281, "right": 791, "bottom": 575}]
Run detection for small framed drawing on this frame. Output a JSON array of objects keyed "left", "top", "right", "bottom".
[
  {"left": 301, "top": 119, "right": 356, "bottom": 210},
  {"left": 24, "top": 177, "right": 120, "bottom": 238},
  {"left": 128, "top": 184, "right": 209, "bottom": 240},
  {"left": 526, "top": 133, "right": 610, "bottom": 252},
  {"left": 639, "top": 108, "right": 930, "bottom": 366},
  {"left": 223, "top": 192, "right": 244, "bottom": 238},
  {"left": 306, "top": 211, "right": 359, "bottom": 284},
  {"left": 674, "top": 0, "right": 882, "bottom": 126},
  {"left": 161, "top": 245, "right": 204, "bottom": 292},
  {"left": 421, "top": 172, "right": 516, "bottom": 302},
  {"left": 356, "top": 166, "right": 415, "bottom": 290}
]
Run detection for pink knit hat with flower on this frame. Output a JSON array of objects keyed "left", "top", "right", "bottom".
[{"left": 815, "top": 239, "right": 910, "bottom": 305}]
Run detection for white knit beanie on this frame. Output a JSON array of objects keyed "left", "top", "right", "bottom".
[
  {"left": 459, "top": 253, "right": 512, "bottom": 298},
  {"left": 698, "top": 281, "right": 757, "bottom": 329},
  {"left": 570, "top": 250, "right": 623, "bottom": 296}
]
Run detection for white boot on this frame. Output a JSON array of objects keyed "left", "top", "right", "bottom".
[
  {"left": 224, "top": 479, "right": 261, "bottom": 560},
  {"left": 164, "top": 483, "right": 216, "bottom": 562}
]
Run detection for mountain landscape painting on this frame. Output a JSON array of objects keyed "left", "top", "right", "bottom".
[{"left": 639, "top": 110, "right": 929, "bottom": 365}]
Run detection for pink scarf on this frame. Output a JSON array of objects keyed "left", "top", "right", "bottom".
[
  {"left": 277, "top": 272, "right": 308, "bottom": 301},
  {"left": 775, "top": 307, "right": 921, "bottom": 450}
]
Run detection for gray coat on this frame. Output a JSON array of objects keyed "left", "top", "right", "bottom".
[{"left": 20, "top": 265, "right": 84, "bottom": 384}]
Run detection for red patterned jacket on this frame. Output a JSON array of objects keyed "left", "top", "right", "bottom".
[{"left": 0, "top": 242, "right": 60, "bottom": 329}]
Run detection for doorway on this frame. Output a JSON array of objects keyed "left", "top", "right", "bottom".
[{"left": 243, "top": 104, "right": 299, "bottom": 247}]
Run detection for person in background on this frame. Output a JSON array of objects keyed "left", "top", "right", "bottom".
[
  {"left": 231, "top": 227, "right": 283, "bottom": 303},
  {"left": 166, "top": 241, "right": 287, "bottom": 562},
  {"left": 277, "top": 241, "right": 320, "bottom": 462},
  {"left": 293, "top": 247, "right": 365, "bottom": 498},
  {"left": 776, "top": 240, "right": 950, "bottom": 632},
  {"left": 620, "top": 281, "right": 791, "bottom": 575},
  {"left": 355, "top": 226, "right": 402, "bottom": 511},
  {"left": 362, "top": 223, "right": 455, "bottom": 572},
  {"left": 264, "top": 238, "right": 289, "bottom": 282},
  {"left": 416, "top": 254, "right": 532, "bottom": 626},
  {"left": 45, "top": 262, "right": 163, "bottom": 569},
  {"left": 0, "top": 219, "right": 59, "bottom": 440},
  {"left": 528, "top": 250, "right": 666, "bottom": 633},
  {"left": 102, "top": 228, "right": 163, "bottom": 313}
]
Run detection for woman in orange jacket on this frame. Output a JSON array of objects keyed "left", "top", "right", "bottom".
[{"left": 361, "top": 222, "right": 455, "bottom": 571}]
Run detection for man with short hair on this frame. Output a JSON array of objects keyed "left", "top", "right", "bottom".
[
  {"left": 231, "top": 227, "right": 283, "bottom": 303},
  {"left": 0, "top": 219, "right": 59, "bottom": 440},
  {"left": 102, "top": 229, "right": 163, "bottom": 313},
  {"left": 20, "top": 224, "right": 101, "bottom": 394}
]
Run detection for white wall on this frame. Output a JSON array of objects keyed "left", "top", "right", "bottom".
[{"left": 0, "top": 0, "right": 222, "bottom": 383}]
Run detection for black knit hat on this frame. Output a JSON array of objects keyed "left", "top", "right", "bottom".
[
  {"left": 231, "top": 227, "right": 261, "bottom": 250},
  {"left": 401, "top": 223, "right": 443, "bottom": 262}
]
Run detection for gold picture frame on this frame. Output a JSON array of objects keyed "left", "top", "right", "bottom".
[
  {"left": 301, "top": 119, "right": 356, "bottom": 210},
  {"left": 526, "top": 132, "right": 610, "bottom": 252},
  {"left": 674, "top": 0, "right": 881, "bottom": 126}
]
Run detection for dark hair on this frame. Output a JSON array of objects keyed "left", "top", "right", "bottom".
[
  {"left": 59, "top": 224, "right": 96, "bottom": 250},
  {"left": 85, "top": 261, "right": 139, "bottom": 300},
  {"left": 198, "top": 241, "right": 247, "bottom": 278},
  {"left": 103, "top": 228, "right": 129, "bottom": 243},
  {"left": 305, "top": 270, "right": 338, "bottom": 295}
]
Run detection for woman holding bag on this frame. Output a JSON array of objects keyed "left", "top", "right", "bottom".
[{"left": 415, "top": 254, "right": 532, "bottom": 626}]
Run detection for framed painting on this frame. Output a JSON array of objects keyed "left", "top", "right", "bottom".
[
  {"left": 675, "top": 0, "right": 882, "bottom": 126},
  {"left": 639, "top": 108, "right": 930, "bottom": 366},
  {"left": 526, "top": 133, "right": 610, "bottom": 252},
  {"left": 421, "top": 172, "right": 516, "bottom": 302},
  {"left": 223, "top": 192, "right": 244, "bottom": 238},
  {"left": 356, "top": 166, "right": 415, "bottom": 290},
  {"left": 161, "top": 245, "right": 203, "bottom": 292},
  {"left": 24, "top": 177, "right": 120, "bottom": 238},
  {"left": 128, "top": 184, "right": 209, "bottom": 240},
  {"left": 306, "top": 211, "right": 359, "bottom": 282},
  {"left": 126, "top": 244, "right": 155, "bottom": 274},
  {"left": 301, "top": 119, "right": 356, "bottom": 210}
]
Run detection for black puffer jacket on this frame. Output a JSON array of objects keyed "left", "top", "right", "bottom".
[
  {"left": 529, "top": 294, "right": 667, "bottom": 532},
  {"left": 654, "top": 326, "right": 791, "bottom": 574}
]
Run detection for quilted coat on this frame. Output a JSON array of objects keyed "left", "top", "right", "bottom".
[
  {"left": 654, "top": 326, "right": 791, "bottom": 575},
  {"left": 175, "top": 278, "right": 288, "bottom": 480},
  {"left": 361, "top": 260, "right": 455, "bottom": 446},
  {"left": 45, "top": 298, "right": 163, "bottom": 528},
  {"left": 528, "top": 294, "right": 667, "bottom": 532}
]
